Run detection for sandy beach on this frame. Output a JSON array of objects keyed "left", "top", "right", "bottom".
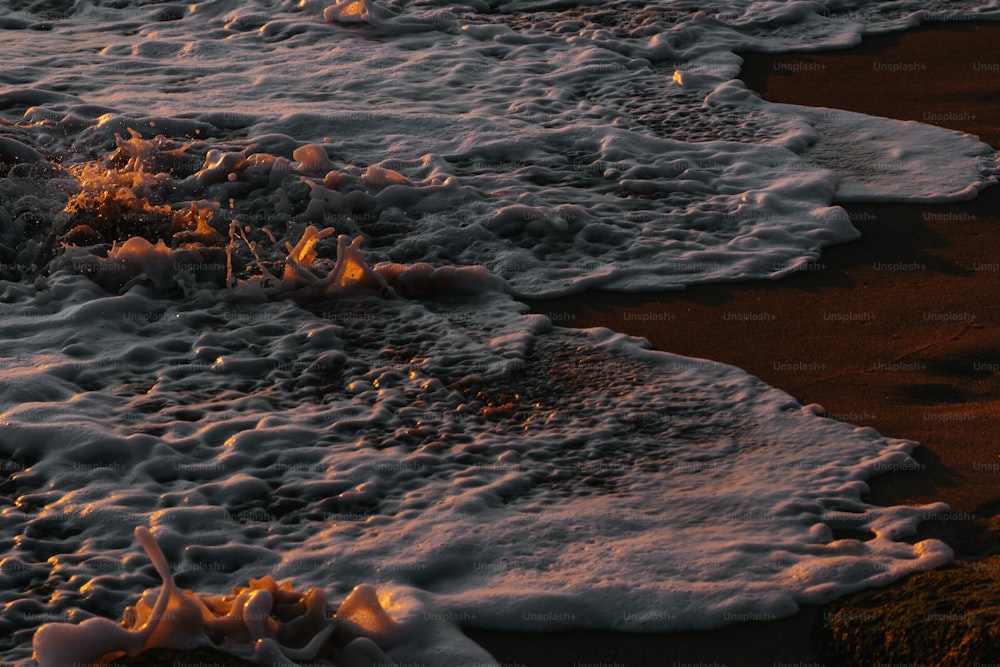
[{"left": 469, "top": 20, "right": 1000, "bottom": 667}]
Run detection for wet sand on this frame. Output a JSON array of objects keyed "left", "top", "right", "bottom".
[{"left": 469, "top": 20, "right": 1000, "bottom": 667}]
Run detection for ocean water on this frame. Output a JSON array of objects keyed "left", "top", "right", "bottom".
[{"left": 1, "top": 0, "right": 998, "bottom": 665}]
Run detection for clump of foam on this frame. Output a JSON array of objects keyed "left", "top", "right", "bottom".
[
  {"left": 62, "top": 131, "right": 221, "bottom": 247},
  {"left": 32, "top": 527, "right": 399, "bottom": 667},
  {"left": 63, "top": 161, "right": 176, "bottom": 242},
  {"left": 108, "top": 129, "right": 196, "bottom": 176},
  {"left": 324, "top": 0, "right": 374, "bottom": 24},
  {"left": 373, "top": 260, "right": 507, "bottom": 296},
  {"left": 65, "top": 223, "right": 392, "bottom": 296},
  {"left": 32, "top": 527, "right": 499, "bottom": 667},
  {"left": 283, "top": 227, "right": 389, "bottom": 293},
  {"left": 361, "top": 166, "right": 411, "bottom": 189},
  {"left": 224, "top": 223, "right": 392, "bottom": 297},
  {"left": 32, "top": 528, "right": 175, "bottom": 667},
  {"left": 52, "top": 134, "right": 417, "bottom": 296},
  {"left": 321, "top": 0, "right": 440, "bottom": 34}
]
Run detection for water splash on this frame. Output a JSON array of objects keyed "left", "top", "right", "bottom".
[{"left": 32, "top": 526, "right": 497, "bottom": 667}]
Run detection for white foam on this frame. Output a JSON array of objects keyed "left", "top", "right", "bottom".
[
  {"left": 2, "top": 0, "right": 998, "bottom": 664},
  {"left": 796, "top": 106, "right": 995, "bottom": 202},
  {"left": 3, "top": 1, "right": 996, "bottom": 294},
  {"left": 1, "top": 269, "right": 951, "bottom": 666},
  {"left": 706, "top": 80, "right": 997, "bottom": 203}
]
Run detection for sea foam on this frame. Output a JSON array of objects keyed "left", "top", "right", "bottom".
[
  {"left": 1, "top": 0, "right": 998, "bottom": 665},
  {"left": 0, "top": 256, "right": 952, "bottom": 666}
]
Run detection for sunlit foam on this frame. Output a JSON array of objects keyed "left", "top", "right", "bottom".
[
  {"left": 228, "top": 223, "right": 391, "bottom": 295},
  {"left": 62, "top": 131, "right": 218, "bottom": 248},
  {"left": 323, "top": 0, "right": 371, "bottom": 24},
  {"left": 55, "top": 134, "right": 398, "bottom": 296},
  {"left": 361, "top": 166, "right": 410, "bottom": 189},
  {"left": 32, "top": 527, "right": 398, "bottom": 667}
]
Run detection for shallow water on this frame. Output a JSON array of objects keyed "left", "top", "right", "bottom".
[{"left": 1, "top": 0, "right": 998, "bottom": 664}]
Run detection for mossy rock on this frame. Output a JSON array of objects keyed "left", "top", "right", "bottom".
[{"left": 815, "top": 556, "right": 1000, "bottom": 666}]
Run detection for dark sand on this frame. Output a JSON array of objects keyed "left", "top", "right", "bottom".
[{"left": 469, "top": 20, "right": 1000, "bottom": 667}]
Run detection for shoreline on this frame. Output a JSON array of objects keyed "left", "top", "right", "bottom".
[
  {"left": 485, "top": 19, "right": 1000, "bottom": 667},
  {"left": 527, "top": 20, "right": 1000, "bottom": 540},
  {"left": 739, "top": 20, "right": 999, "bottom": 149}
]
